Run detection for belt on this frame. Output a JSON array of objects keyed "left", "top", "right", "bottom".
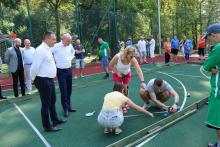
[{"left": 36, "top": 76, "right": 53, "bottom": 80}]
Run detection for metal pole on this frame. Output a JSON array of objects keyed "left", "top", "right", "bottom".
[
  {"left": 25, "top": 0, "right": 33, "bottom": 42},
  {"left": 199, "top": 1, "right": 202, "bottom": 34},
  {"left": 158, "top": 0, "right": 161, "bottom": 55}
]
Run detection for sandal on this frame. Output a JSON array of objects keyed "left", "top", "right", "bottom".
[
  {"left": 104, "top": 128, "right": 112, "bottom": 134},
  {"left": 115, "top": 128, "right": 122, "bottom": 135}
]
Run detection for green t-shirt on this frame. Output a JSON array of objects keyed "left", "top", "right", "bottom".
[
  {"left": 203, "top": 43, "right": 220, "bottom": 128},
  {"left": 99, "top": 41, "right": 109, "bottom": 57},
  {"left": 203, "top": 43, "right": 220, "bottom": 97}
]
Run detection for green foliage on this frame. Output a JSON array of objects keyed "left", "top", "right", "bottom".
[{"left": 1, "top": 0, "right": 220, "bottom": 53}]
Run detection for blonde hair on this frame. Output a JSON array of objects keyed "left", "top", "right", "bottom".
[{"left": 124, "top": 45, "right": 136, "bottom": 57}]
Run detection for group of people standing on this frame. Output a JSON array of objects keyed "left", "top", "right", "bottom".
[
  {"left": 2, "top": 22, "right": 219, "bottom": 147},
  {"left": 4, "top": 32, "right": 82, "bottom": 132},
  {"left": 5, "top": 38, "right": 35, "bottom": 97}
]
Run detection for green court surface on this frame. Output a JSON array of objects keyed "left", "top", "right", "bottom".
[
  {"left": 0, "top": 63, "right": 212, "bottom": 147},
  {"left": 141, "top": 105, "right": 216, "bottom": 147}
]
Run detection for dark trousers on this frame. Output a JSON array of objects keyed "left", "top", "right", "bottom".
[
  {"left": 165, "top": 53, "right": 170, "bottom": 63},
  {"left": 185, "top": 53, "right": 190, "bottom": 60},
  {"left": 57, "top": 68, "right": 72, "bottom": 111},
  {"left": 11, "top": 68, "right": 25, "bottom": 97},
  {"left": 0, "top": 85, "right": 3, "bottom": 97},
  {"left": 198, "top": 48, "right": 205, "bottom": 56},
  {"left": 34, "top": 76, "right": 58, "bottom": 128}
]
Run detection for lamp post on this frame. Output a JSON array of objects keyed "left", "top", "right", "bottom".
[{"left": 158, "top": 0, "right": 161, "bottom": 55}]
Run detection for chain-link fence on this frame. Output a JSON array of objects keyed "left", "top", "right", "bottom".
[{"left": 0, "top": 3, "right": 219, "bottom": 60}]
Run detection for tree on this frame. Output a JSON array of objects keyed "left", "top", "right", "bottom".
[{"left": 46, "top": 0, "right": 73, "bottom": 41}]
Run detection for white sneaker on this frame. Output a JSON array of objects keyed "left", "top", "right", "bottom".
[
  {"left": 27, "top": 92, "right": 31, "bottom": 95},
  {"left": 80, "top": 74, "right": 84, "bottom": 78},
  {"left": 74, "top": 76, "right": 77, "bottom": 79},
  {"left": 143, "top": 103, "right": 151, "bottom": 109}
]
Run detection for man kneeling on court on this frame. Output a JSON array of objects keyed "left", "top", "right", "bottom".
[{"left": 139, "top": 78, "right": 179, "bottom": 112}]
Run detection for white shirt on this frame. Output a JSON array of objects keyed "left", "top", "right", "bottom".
[
  {"left": 114, "top": 53, "right": 131, "bottom": 75},
  {"left": 149, "top": 38, "right": 155, "bottom": 51},
  {"left": 22, "top": 47, "right": 35, "bottom": 65},
  {"left": 137, "top": 40, "right": 147, "bottom": 52},
  {"left": 52, "top": 42, "right": 75, "bottom": 69},
  {"left": 30, "top": 42, "right": 57, "bottom": 80}
]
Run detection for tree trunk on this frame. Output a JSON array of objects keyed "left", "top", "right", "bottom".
[{"left": 54, "top": 7, "right": 61, "bottom": 41}]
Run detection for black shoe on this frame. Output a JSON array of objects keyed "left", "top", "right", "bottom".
[
  {"left": 53, "top": 119, "right": 67, "bottom": 126},
  {"left": 22, "top": 94, "right": 26, "bottom": 96},
  {"left": 0, "top": 96, "right": 7, "bottom": 99},
  {"left": 68, "top": 108, "right": 77, "bottom": 112},
  {"left": 64, "top": 110, "right": 68, "bottom": 117},
  {"left": 44, "top": 126, "right": 62, "bottom": 132},
  {"left": 103, "top": 74, "right": 109, "bottom": 79}
]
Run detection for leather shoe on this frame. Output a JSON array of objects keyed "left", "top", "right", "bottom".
[
  {"left": 0, "top": 96, "right": 7, "bottom": 99},
  {"left": 44, "top": 126, "right": 62, "bottom": 132},
  {"left": 64, "top": 110, "right": 68, "bottom": 117},
  {"left": 68, "top": 108, "right": 77, "bottom": 112},
  {"left": 53, "top": 119, "right": 67, "bottom": 126}
]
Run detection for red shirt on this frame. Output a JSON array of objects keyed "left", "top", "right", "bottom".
[{"left": 198, "top": 39, "right": 206, "bottom": 48}]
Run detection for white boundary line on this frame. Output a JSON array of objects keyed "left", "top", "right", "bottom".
[
  {"left": 135, "top": 133, "right": 159, "bottom": 147},
  {"left": 124, "top": 111, "right": 166, "bottom": 118},
  {"left": 135, "top": 71, "right": 187, "bottom": 146},
  {"left": 13, "top": 103, "right": 51, "bottom": 147},
  {"left": 158, "top": 71, "right": 187, "bottom": 111},
  {"left": 160, "top": 72, "right": 207, "bottom": 79},
  {"left": 200, "top": 66, "right": 210, "bottom": 80}
]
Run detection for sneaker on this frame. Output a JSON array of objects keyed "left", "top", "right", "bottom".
[
  {"left": 74, "top": 76, "right": 78, "bottom": 79},
  {"left": 0, "top": 96, "right": 7, "bottom": 99},
  {"left": 27, "top": 92, "right": 31, "bottom": 95},
  {"left": 122, "top": 107, "right": 128, "bottom": 113},
  {"left": 80, "top": 74, "right": 84, "bottom": 78},
  {"left": 103, "top": 74, "right": 109, "bottom": 79},
  {"left": 208, "top": 143, "right": 218, "bottom": 147},
  {"left": 143, "top": 102, "right": 151, "bottom": 109},
  {"left": 125, "top": 104, "right": 130, "bottom": 110},
  {"left": 187, "top": 92, "right": 191, "bottom": 97}
]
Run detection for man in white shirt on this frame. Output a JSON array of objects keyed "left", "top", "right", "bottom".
[
  {"left": 22, "top": 39, "right": 35, "bottom": 94},
  {"left": 31, "top": 31, "right": 66, "bottom": 132},
  {"left": 137, "top": 36, "right": 147, "bottom": 64},
  {"left": 52, "top": 33, "right": 76, "bottom": 117},
  {"left": 149, "top": 35, "right": 155, "bottom": 64}
]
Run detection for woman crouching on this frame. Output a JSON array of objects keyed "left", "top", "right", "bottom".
[{"left": 97, "top": 83, "right": 154, "bottom": 134}]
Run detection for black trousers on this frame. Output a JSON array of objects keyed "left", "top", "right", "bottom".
[
  {"left": 34, "top": 76, "right": 58, "bottom": 128},
  {"left": 11, "top": 68, "right": 25, "bottom": 97},
  {"left": 0, "top": 85, "right": 3, "bottom": 97},
  {"left": 57, "top": 68, "right": 72, "bottom": 111},
  {"left": 165, "top": 53, "right": 170, "bottom": 63}
]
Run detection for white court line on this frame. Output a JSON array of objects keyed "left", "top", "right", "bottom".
[
  {"left": 158, "top": 71, "right": 187, "bottom": 111},
  {"left": 136, "top": 133, "right": 159, "bottom": 147},
  {"left": 136, "top": 71, "right": 187, "bottom": 146},
  {"left": 200, "top": 66, "right": 210, "bottom": 80},
  {"left": 13, "top": 103, "right": 51, "bottom": 147},
  {"left": 124, "top": 111, "right": 166, "bottom": 118},
  {"left": 161, "top": 72, "right": 206, "bottom": 78}
]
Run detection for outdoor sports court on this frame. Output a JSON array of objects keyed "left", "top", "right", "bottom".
[{"left": 0, "top": 62, "right": 215, "bottom": 147}]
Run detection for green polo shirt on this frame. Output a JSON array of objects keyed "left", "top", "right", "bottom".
[{"left": 99, "top": 41, "right": 109, "bottom": 57}]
